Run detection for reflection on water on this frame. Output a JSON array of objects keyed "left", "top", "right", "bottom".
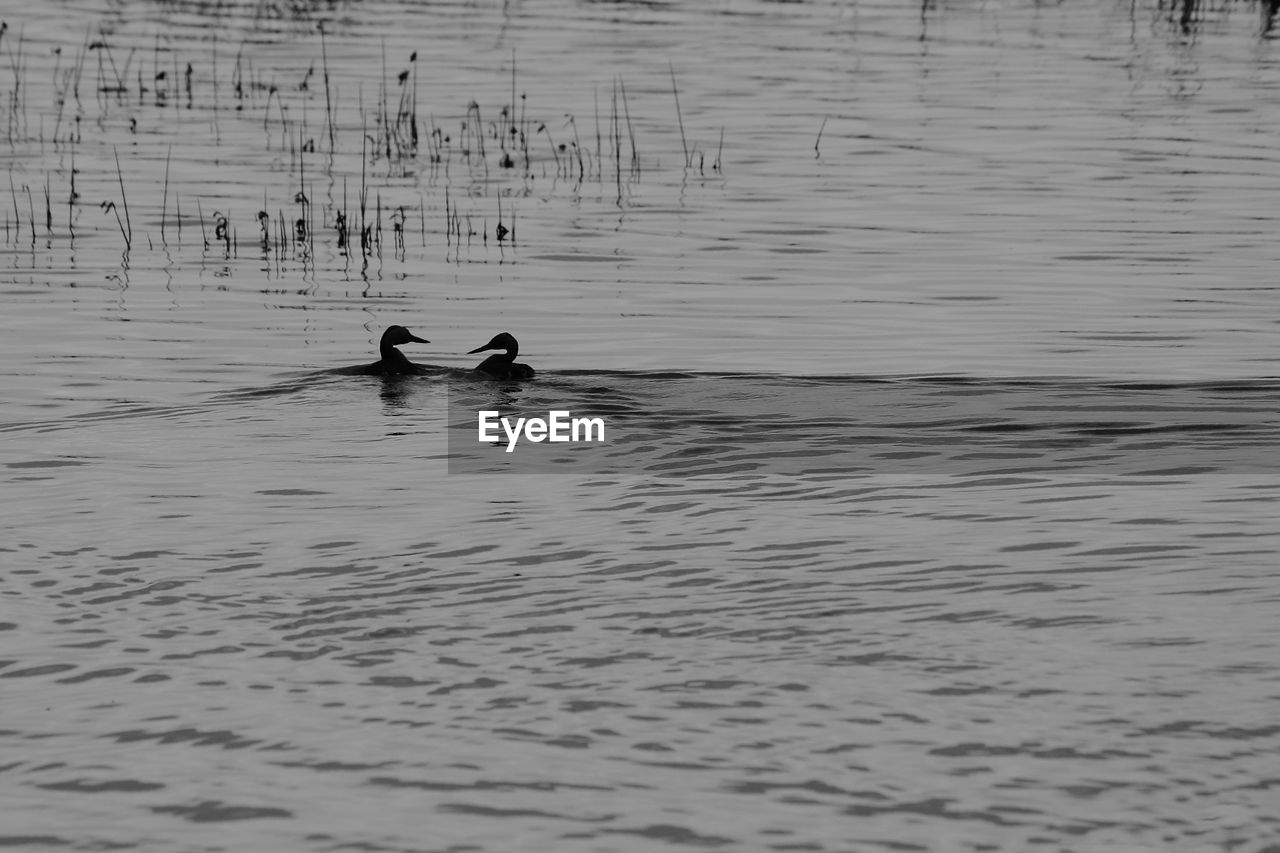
[{"left": 3, "top": 0, "right": 1280, "bottom": 851}]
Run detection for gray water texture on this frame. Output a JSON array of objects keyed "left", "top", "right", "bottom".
[{"left": 2, "top": 0, "right": 1280, "bottom": 851}]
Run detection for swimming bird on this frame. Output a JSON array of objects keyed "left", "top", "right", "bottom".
[
  {"left": 339, "top": 325, "right": 430, "bottom": 376},
  {"left": 468, "top": 332, "right": 535, "bottom": 380}
]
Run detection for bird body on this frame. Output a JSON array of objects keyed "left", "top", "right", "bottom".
[
  {"left": 338, "top": 325, "right": 430, "bottom": 375},
  {"left": 468, "top": 332, "right": 535, "bottom": 380}
]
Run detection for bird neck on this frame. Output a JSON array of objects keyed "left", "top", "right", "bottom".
[{"left": 381, "top": 345, "right": 412, "bottom": 368}]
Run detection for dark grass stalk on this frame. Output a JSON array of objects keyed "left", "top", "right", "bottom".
[
  {"left": 196, "top": 197, "right": 208, "bottom": 248},
  {"left": 327, "top": 81, "right": 341, "bottom": 171},
  {"left": 224, "top": 211, "right": 234, "bottom": 256},
  {"left": 309, "top": 180, "right": 315, "bottom": 260},
  {"left": 714, "top": 125, "right": 723, "bottom": 173},
  {"left": 612, "top": 81, "right": 621, "bottom": 203},
  {"left": 392, "top": 71, "right": 407, "bottom": 158},
  {"left": 43, "top": 173, "right": 51, "bottom": 237},
  {"left": 264, "top": 86, "right": 278, "bottom": 145},
  {"left": 259, "top": 191, "right": 269, "bottom": 251},
  {"left": 379, "top": 40, "right": 390, "bottom": 160},
  {"left": 564, "top": 116, "right": 583, "bottom": 182},
  {"left": 360, "top": 116, "right": 368, "bottom": 254},
  {"left": 594, "top": 88, "right": 602, "bottom": 181},
  {"left": 410, "top": 51, "right": 418, "bottom": 155},
  {"left": 68, "top": 148, "right": 75, "bottom": 239},
  {"left": 52, "top": 45, "right": 69, "bottom": 143},
  {"left": 15, "top": 26, "right": 28, "bottom": 144},
  {"left": 619, "top": 77, "right": 638, "bottom": 177},
  {"left": 7, "top": 174, "right": 17, "bottom": 243},
  {"left": 419, "top": 193, "right": 425, "bottom": 247},
  {"left": 176, "top": 193, "right": 182, "bottom": 244},
  {"left": 318, "top": 24, "right": 334, "bottom": 155},
  {"left": 211, "top": 34, "right": 220, "bottom": 143},
  {"left": 468, "top": 101, "right": 488, "bottom": 175},
  {"left": 100, "top": 199, "right": 128, "bottom": 251},
  {"left": 389, "top": 53, "right": 415, "bottom": 159},
  {"left": 668, "top": 62, "right": 689, "bottom": 168},
  {"left": 160, "top": 144, "right": 172, "bottom": 243},
  {"left": 288, "top": 108, "right": 298, "bottom": 173},
  {"left": 340, "top": 176, "right": 349, "bottom": 251},
  {"left": 119, "top": 46, "right": 137, "bottom": 100},
  {"left": 24, "top": 183, "right": 34, "bottom": 247},
  {"left": 267, "top": 211, "right": 277, "bottom": 267},
  {"left": 301, "top": 100, "right": 312, "bottom": 160},
  {"left": 91, "top": 39, "right": 103, "bottom": 109},
  {"left": 298, "top": 127, "right": 306, "bottom": 221},
  {"left": 232, "top": 40, "right": 246, "bottom": 107},
  {"left": 0, "top": 29, "right": 8, "bottom": 136},
  {"left": 19, "top": 28, "right": 29, "bottom": 143},
  {"left": 5, "top": 24, "right": 24, "bottom": 145},
  {"left": 814, "top": 115, "right": 828, "bottom": 158},
  {"left": 95, "top": 35, "right": 128, "bottom": 100},
  {"left": 538, "top": 122, "right": 560, "bottom": 176},
  {"left": 112, "top": 146, "right": 131, "bottom": 249},
  {"left": 151, "top": 33, "right": 161, "bottom": 105},
  {"left": 520, "top": 91, "right": 529, "bottom": 175},
  {"left": 73, "top": 28, "right": 88, "bottom": 109},
  {"left": 214, "top": 210, "right": 230, "bottom": 253}
]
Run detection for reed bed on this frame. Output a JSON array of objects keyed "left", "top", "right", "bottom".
[{"left": 0, "top": 21, "right": 709, "bottom": 271}]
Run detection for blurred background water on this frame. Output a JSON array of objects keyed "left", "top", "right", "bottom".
[{"left": 2, "top": 0, "right": 1280, "bottom": 850}]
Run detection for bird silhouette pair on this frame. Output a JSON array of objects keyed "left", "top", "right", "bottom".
[{"left": 353, "top": 326, "right": 533, "bottom": 379}]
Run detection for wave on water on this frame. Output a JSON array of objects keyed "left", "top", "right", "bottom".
[
  {"left": 5, "top": 367, "right": 1277, "bottom": 478},
  {"left": 447, "top": 372, "right": 1280, "bottom": 477}
]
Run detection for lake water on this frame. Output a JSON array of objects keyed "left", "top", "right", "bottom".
[{"left": 3, "top": 0, "right": 1280, "bottom": 850}]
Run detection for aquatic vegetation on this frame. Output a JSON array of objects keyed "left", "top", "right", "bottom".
[{"left": 0, "top": 17, "right": 702, "bottom": 275}]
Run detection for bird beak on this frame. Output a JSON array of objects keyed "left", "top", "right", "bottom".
[
  {"left": 408, "top": 333, "right": 430, "bottom": 344},
  {"left": 467, "top": 343, "right": 490, "bottom": 354}
]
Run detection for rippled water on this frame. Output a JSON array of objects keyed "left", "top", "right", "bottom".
[{"left": 4, "top": 0, "right": 1280, "bottom": 850}]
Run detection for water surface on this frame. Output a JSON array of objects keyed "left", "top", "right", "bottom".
[{"left": 2, "top": 0, "right": 1280, "bottom": 850}]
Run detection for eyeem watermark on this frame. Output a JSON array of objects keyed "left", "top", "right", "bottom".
[{"left": 478, "top": 410, "right": 606, "bottom": 453}]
